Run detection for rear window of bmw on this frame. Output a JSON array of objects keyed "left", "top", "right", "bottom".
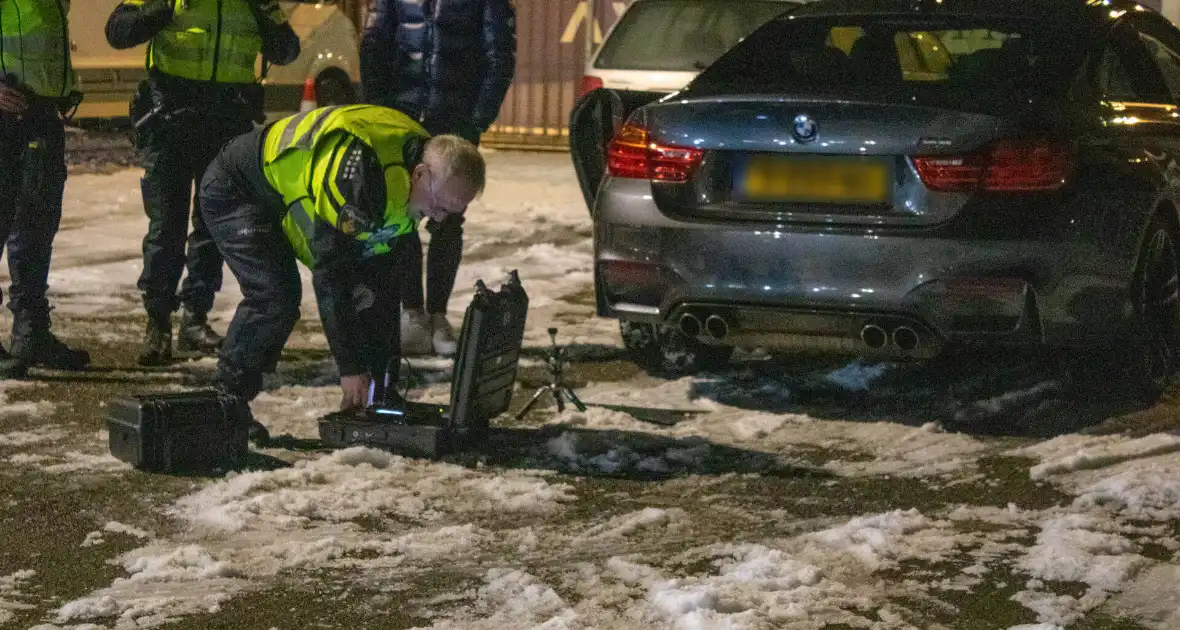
[
  {"left": 689, "top": 14, "right": 1088, "bottom": 112},
  {"left": 594, "top": 0, "right": 798, "bottom": 72}
]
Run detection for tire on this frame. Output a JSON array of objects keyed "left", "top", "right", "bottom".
[
  {"left": 1093, "top": 215, "right": 1180, "bottom": 399},
  {"left": 619, "top": 320, "right": 734, "bottom": 377},
  {"left": 316, "top": 72, "right": 356, "bottom": 107}
]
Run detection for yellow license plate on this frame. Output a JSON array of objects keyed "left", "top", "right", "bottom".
[{"left": 738, "top": 156, "right": 891, "bottom": 204}]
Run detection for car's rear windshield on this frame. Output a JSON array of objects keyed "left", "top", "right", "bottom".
[
  {"left": 594, "top": 0, "right": 797, "bottom": 72},
  {"left": 689, "top": 14, "right": 1086, "bottom": 111}
]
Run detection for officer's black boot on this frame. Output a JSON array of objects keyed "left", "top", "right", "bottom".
[
  {"left": 177, "top": 307, "right": 223, "bottom": 354},
  {"left": 211, "top": 373, "right": 269, "bottom": 447},
  {"left": 0, "top": 343, "right": 28, "bottom": 379},
  {"left": 10, "top": 312, "right": 91, "bottom": 371},
  {"left": 138, "top": 314, "right": 173, "bottom": 367}
]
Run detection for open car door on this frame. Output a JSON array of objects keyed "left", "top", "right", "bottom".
[{"left": 569, "top": 88, "right": 669, "bottom": 214}]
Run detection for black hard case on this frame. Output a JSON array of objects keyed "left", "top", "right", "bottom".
[
  {"left": 318, "top": 270, "right": 529, "bottom": 457},
  {"left": 107, "top": 389, "right": 251, "bottom": 473}
]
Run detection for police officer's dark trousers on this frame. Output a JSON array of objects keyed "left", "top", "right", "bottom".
[
  {"left": 0, "top": 101, "right": 88, "bottom": 372},
  {"left": 198, "top": 127, "right": 299, "bottom": 400},
  {"left": 138, "top": 113, "right": 252, "bottom": 322},
  {"left": 199, "top": 128, "right": 403, "bottom": 401}
]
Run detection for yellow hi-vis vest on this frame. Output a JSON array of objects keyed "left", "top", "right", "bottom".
[
  {"left": 126, "top": 0, "right": 283, "bottom": 84},
  {"left": 0, "top": 0, "right": 75, "bottom": 98},
  {"left": 262, "top": 105, "right": 430, "bottom": 268}
]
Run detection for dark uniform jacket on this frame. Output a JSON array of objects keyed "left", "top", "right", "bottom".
[{"left": 360, "top": 0, "right": 516, "bottom": 141}]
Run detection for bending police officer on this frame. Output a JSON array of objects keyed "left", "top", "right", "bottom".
[
  {"left": 197, "top": 104, "right": 484, "bottom": 435},
  {"left": 105, "top": 0, "right": 300, "bottom": 366},
  {"left": 0, "top": 0, "right": 91, "bottom": 378}
]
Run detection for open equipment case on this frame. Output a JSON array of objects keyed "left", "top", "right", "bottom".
[{"left": 318, "top": 270, "right": 529, "bottom": 457}]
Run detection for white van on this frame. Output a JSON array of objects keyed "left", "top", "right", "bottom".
[{"left": 69, "top": 0, "right": 361, "bottom": 121}]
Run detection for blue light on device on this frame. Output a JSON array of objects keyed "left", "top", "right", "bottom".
[{"left": 374, "top": 408, "right": 405, "bottom": 416}]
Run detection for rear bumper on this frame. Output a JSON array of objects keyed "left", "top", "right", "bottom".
[{"left": 594, "top": 179, "right": 1132, "bottom": 358}]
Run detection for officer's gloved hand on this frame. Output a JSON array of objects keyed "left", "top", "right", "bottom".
[{"left": 0, "top": 83, "right": 29, "bottom": 115}]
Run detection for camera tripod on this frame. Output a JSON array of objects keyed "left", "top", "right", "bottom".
[{"left": 514, "top": 327, "right": 586, "bottom": 419}]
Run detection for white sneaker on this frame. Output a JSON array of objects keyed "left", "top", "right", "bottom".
[
  {"left": 430, "top": 313, "right": 458, "bottom": 357},
  {"left": 401, "top": 309, "right": 433, "bottom": 356}
]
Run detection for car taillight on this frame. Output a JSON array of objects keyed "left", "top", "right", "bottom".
[
  {"left": 578, "top": 75, "right": 604, "bottom": 99},
  {"left": 912, "top": 137, "right": 1074, "bottom": 193},
  {"left": 606, "top": 122, "right": 704, "bottom": 183}
]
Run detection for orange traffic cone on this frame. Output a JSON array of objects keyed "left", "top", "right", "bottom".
[{"left": 299, "top": 78, "right": 317, "bottom": 113}]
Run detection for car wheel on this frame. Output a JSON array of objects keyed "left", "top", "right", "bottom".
[
  {"left": 1078, "top": 216, "right": 1180, "bottom": 400},
  {"left": 619, "top": 320, "right": 734, "bottom": 377},
  {"left": 1124, "top": 216, "right": 1180, "bottom": 392},
  {"left": 316, "top": 72, "right": 355, "bottom": 107}
]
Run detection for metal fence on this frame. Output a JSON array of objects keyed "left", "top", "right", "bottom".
[{"left": 337, "top": 0, "right": 633, "bottom": 150}]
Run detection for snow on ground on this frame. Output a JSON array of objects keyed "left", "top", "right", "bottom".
[
  {"left": 3, "top": 151, "right": 1180, "bottom": 628},
  {"left": 557, "top": 377, "right": 994, "bottom": 479},
  {"left": 0, "top": 569, "right": 36, "bottom": 625}
]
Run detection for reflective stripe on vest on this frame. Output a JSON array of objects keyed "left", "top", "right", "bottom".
[
  {"left": 261, "top": 105, "right": 430, "bottom": 268},
  {"left": 0, "top": 0, "right": 75, "bottom": 98},
  {"left": 148, "top": 0, "right": 267, "bottom": 84},
  {"left": 280, "top": 199, "right": 317, "bottom": 268}
]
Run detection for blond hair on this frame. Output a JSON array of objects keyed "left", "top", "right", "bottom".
[{"left": 424, "top": 135, "right": 486, "bottom": 196}]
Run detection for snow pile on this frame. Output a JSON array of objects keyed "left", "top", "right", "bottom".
[
  {"left": 172, "top": 447, "right": 573, "bottom": 535},
  {"left": 805, "top": 509, "right": 962, "bottom": 571},
  {"left": 414, "top": 509, "right": 984, "bottom": 629},
  {"left": 688, "top": 372, "right": 794, "bottom": 409},
  {"left": 953, "top": 381, "right": 1064, "bottom": 425},
  {"left": 0, "top": 381, "right": 55, "bottom": 429},
  {"left": 0, "top": 569, "right": 36, "bottom": 625},
  {"left": 577, "top": 508, "right": 689, "bottom": 541},
  {"left": 55, "top": 544, "right": 245, "bottom": 626},
  {"left": 545, "top": 429, "right": 712, "bottom": 475},
  {"left": 249, "top": 385, "right": 341, "bottom": 441},
  {"left": 0, "top": 423, "right": 67, "bottom": 447},
  {"left": 1026, "top": 433, "right": 1180, "bottom": 481},
  {"left": 645, "top": 545, "right": 842, "bottom": 628},
  {"left": 416, "top": 569, "right": 576, "bottom": 629},
  {"left": 81, "top": 522, "right": 155, "bottom": 548},
  {"left": 54, "top": 447, "right": 575, "bottom": 625},
  {"left": 632, "top": 509, "right": 973, "bottom": 627},
  {"left": 5, "top": 451, "right": 132, "bottom": 474},
  {"left": 1013, "top": 432, "right": 1180, "bottom": 522},
  {"left": 807, "top": 420, "right": 991, "bottom": 478},
  {"left": 1073, "top": 461, "right": 1180, "bottom": 521},
  {"left": 1012, "top": 513, "right": 1148, "bottom": 626},
  {"left": 822, "top": 360, "right": 890, "bottom": 392},
  {"left": 566, "top": 378, "right": 995, "bottom": 479},
  {"left": 1103, "top": 564, "right": 1180, "bottom": 630}
]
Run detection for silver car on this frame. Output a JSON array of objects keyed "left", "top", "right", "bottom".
[{"left": 572, "top": 0, "right": 1180, "bottom": 393}]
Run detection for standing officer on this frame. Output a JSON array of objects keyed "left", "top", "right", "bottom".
[
  {"left": 360, "top": 0, "right": 515, "bottom": 357},
  {"left": 0, "top": 0, "right": 91, "bottom": 378},
  {"left": 105, "top": 0, "right": 300, "bottom": 366},
  {"left": 198, "top": 104, "right": 484, "bottom": 424}
]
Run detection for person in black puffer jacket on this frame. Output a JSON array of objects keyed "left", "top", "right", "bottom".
[{"left": 360, "top": 0, "right": 516, "bottom": 358}]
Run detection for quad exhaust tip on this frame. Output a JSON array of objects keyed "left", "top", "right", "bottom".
[
  {"left": 679, "top": 313, "right": 702, "bottom": 338},
  {"left": 704, "top": 314, "right": 729, "bottom": 340},
  {"left": 860, "top": 324, "right": 888, "bottom": 349},
  {"left": 892, "top": 326, "right": 920, "bottom": 352}
]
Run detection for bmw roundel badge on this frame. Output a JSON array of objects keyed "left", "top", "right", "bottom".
[{"left": 792, "top": 114, "right": 817, "bottom": 143}]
